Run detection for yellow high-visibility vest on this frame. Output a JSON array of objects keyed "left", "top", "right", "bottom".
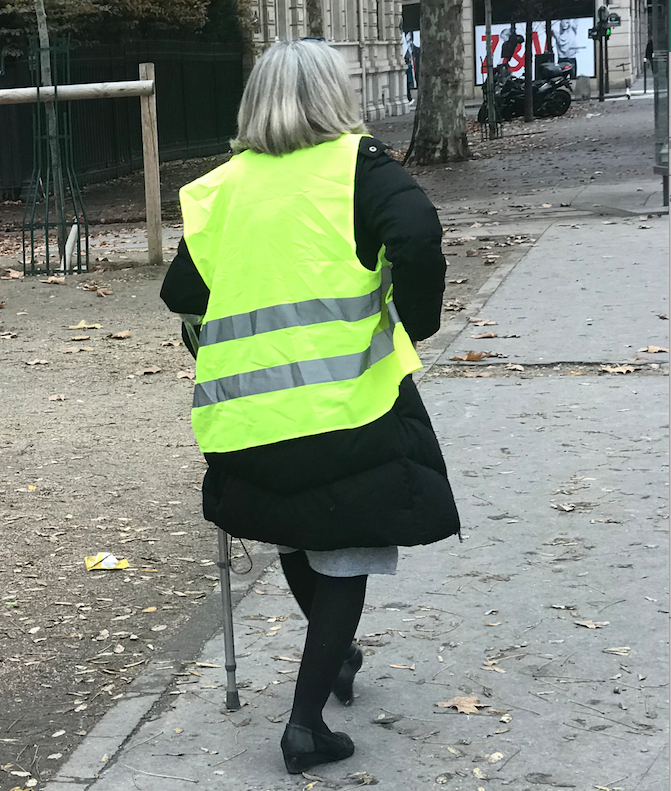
[{"left": 179, "top": 133, "right": 421, "bottom": 453}]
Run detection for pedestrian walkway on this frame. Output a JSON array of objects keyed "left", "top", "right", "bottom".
[{"left": 43, "top": 184, "right": 669, "bottom": 790}]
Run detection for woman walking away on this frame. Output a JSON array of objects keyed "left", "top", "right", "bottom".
[{"left": 160, "top": 39, "right": 460, "bottom": 775}]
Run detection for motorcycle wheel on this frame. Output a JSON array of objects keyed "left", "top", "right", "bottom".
[{"left": 545, "top": 88, "right": 571, "bottom": 118}]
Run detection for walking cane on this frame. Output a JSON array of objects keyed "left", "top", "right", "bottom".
[
  {"left": 217, "top": 529, "right": 241, "bottom": 710},
  {"left": 182, "top": 318, "right": 241, "bottom": 711}
]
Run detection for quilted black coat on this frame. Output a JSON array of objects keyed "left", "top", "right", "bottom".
[{"left": 160, "top": 138, "right": 460, "bottom": 550}]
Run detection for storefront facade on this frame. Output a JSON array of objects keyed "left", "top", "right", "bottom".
[{"left": 401, "top": 0, "right": 650, "bottom": 99}]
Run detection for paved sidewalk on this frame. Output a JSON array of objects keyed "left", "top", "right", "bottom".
[{"left": 43, "top": 211, "right": 668, "bottom": 791}]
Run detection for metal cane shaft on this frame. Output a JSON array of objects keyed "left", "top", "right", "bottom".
[{"left": 217, "top": 529, "right": 241, "bottom": 709}]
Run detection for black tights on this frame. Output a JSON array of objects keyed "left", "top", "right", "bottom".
[{"left": 280, "top": 551, "right": 367, "bottom": 733}]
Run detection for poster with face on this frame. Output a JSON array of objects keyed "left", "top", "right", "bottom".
[{"left": 474, "top": 18, "right": 595, "bottom": 84}]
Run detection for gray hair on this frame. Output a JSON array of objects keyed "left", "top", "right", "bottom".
[{"left": 231, "top": 40, "right": 367, "bottom": 156}]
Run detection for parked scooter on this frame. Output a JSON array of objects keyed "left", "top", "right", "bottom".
[{"left": 478, "top": 62, "right": 572, "bottom": 123}]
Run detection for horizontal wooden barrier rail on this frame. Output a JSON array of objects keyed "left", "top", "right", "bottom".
[{"left": 0, "top": 80, "right": 154, "bottom": 106}]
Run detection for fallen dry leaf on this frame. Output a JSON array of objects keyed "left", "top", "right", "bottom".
[
  {"left": 575, "top": 620, "right": 609, "bottom": 629},
  {"left": 373, "top": 712, "right": 403, "bottom": 725},
  {"left": 552, "top": 503, "right": 575, "bottom": 512},
  {"left": 468, "top": 318, "right": 497, "bottom": 326},
  {"left": 601, "top": 365, "right": 637, "bottom": 374},
  {"left": 602, "top": 646, "right": 630, "bottom": 656},
  {"left": 177, "top": 371, "right": 195, "bottom": 380},
  {"left": 96, "top": 288, "right": 113, "bottom": 297},
  {"left": 161, "top": 340, "right": 182, "bottom": 347},
  {"left": 40, "top": 276, "right": 65, "bottom": 285},
  {"left": 71, "top": 335, "right": 90, "bottom": 341},
  {"left": 272, "top": 656, "right": 301, "bottom": 663},
  {"left": 344, "top": 772, "right": 377, "bottom": 785},
  {"left": 450, "top": 351, "right": 491, "bottom": 362},
  {"left": 49, "top": 394, "right": 66, "bottom": 401},
  {"left": 436, "top": 696, "right": 486, "bottom": 715},
  {"left": 142, "top": 606, "right": 157, "bottom": 613},
  {"left": 1, "top": 331, "right": 17, "bottom": 339},
  {"left": 389, "top": 663, "right": 415, "bottom": 671},
  {"left": 506, "top": 363, "right": 524, "bottom": 371},
  {"left": 485, "top": 621, "right": 501, "bottom": 627},
  {"left": 136, "top": 366, "right": 161, "bottom": 375},
  {"left": 485, "top": 752, "right": 504, "bottom": 763},
  {"left": 637, "top": 346, "right": 668, "bottom": 354},
  {"left": 448, "top": 278, "right": 468, "bottom": 284},
  {"left": 473, "top": 767, "right": 488, "bottom": 780},
  {"left": 110, "top": 330, "right": 132, "bottom": 339},
  {"left": 472, "top": 332, "right": 497, "bottom": 339},
  {"left": 1, "top": 268, "right": 23, "bottom": 279},
  {"left": 466, "top": 249, "right": 478, "bottom": 257},
  {"left": 25, "top": 359, "right": 49, "bottom": 366},
  {"left": 61, "top": 346, "right": 94, "bottom": 354},
  {"left": 68, "top": 320, "right": 101, "bottom": 330}
]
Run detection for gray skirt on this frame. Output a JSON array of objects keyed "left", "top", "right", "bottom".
[{"left": 277, "top": 545, "right": 398, "bottom": 577}]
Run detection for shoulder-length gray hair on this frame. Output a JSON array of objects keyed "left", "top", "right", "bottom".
[{"left": 231, "top": 39, "right": 367, "bottom": 156}]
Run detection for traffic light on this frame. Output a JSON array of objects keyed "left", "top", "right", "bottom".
[{"left": 588, "top": 21, "right": 611, "bottom": 40}]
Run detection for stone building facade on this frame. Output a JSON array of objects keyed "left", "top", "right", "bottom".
[{"left": 247, "top": 0, "right": 411, "bottom": 119}]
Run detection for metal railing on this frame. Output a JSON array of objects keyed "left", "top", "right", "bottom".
[{"left": 0, "top": 39, "right": 243, "bottom": 197}]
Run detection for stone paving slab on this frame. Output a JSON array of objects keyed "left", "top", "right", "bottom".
[
  {"left": 438, "top": 216, "right": 669, "bottom": 366},
  {"left": 47, "top": 375, "right": 668, "bottom": 791}
]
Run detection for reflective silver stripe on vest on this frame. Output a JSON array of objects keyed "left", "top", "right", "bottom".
[
  {"left": 193, "top": 325, "right": 395, "bottom": 407},
  {"left": 199, "top": 287, "right": 382, "bottom": 347}
]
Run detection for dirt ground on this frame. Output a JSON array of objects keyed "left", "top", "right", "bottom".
[{"left": 0, "top": 95, "right": 660, "bottom": 788}]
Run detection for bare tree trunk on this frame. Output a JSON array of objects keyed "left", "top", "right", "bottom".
[
  {"left": 406, "top": 0, "right": 468, "bottom": 165},
  {"left": 524, "top": 11, "right": 533, "bottom": 122},
  {"left": 305, "top": 0, "right": 323, "bottom": 37},
  {"left": 34, "top": 0, "right": 66, "bottom": 256}
]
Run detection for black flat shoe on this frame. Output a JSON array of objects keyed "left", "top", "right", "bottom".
[
  {"left": 332, "top": 645, "right": 363, "bottom": 705},
  {"left": 281, "top": 723, "right": 355, "bottom": 774}
]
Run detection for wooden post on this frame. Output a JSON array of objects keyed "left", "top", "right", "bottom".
[{"left": 139, "top": 62, "right": 162, "bottom": 265}]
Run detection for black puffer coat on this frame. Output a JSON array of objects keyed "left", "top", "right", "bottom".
[{"left": 160, "top": 138, "right": 460, "bottom": 550}]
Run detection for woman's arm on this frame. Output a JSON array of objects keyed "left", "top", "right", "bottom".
[
  {"left": 355, "top": 142, "right": 446, "bottom": 343},
  {"left": 160, "top": 238, "right": 210, "bottom": 317},
  {"left": 160, "top": 238, "right": 210, "bottom": 358}
]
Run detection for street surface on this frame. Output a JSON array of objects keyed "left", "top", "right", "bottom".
[{"left": 0, "top": 94, "right": 667, "bottom": 791}]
